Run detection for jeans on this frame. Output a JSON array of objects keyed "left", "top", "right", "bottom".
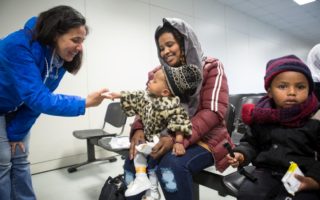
[
  {"left": 0, "top": 116, "right": 35, "bottom": 200},
  {"left": 124, "top": 144, "right": 214, "bottom": 200}
]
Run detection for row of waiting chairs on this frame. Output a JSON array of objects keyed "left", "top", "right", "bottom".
[{"left": 68, "top": 93, "right": 265, "bottom": 198}]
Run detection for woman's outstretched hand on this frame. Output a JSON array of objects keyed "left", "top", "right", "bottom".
[
  {"left": 150, "top": 136, "right": 174, "bottom": 159},
  {"left": 85, "top": 88, "right": 109, "bottom": 108},
  {"left": 103, "top": 92, "right": 121, "bottom": 100}
]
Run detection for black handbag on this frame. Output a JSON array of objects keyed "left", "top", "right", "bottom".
[{"left": 99, "top": 174, "right": 127, "bottom": 200}]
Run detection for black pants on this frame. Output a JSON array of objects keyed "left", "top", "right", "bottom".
[{"left": 237, "top": 168, "right": 320, "bottom": 200}]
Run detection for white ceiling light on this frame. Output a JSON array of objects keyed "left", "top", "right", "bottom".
[{"left": 293, "top": 0, "right": 316, "bottom": 5}]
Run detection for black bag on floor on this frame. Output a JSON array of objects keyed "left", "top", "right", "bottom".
[{"left": 99, "top": 174, "right": 126, "bottom": 200}]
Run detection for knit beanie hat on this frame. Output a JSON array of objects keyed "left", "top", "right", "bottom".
[
  {"left": 264, "top": 55, "right": 314, "bottom": 93},
  {"left": 162, "top": 64, "right": 202, "bottom": 102}
]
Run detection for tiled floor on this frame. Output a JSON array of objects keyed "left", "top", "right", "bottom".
[{"left": 32, "top": 154, "right": 236, "bottom": 200}]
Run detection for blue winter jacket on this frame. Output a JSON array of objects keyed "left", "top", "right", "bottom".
[{"left": 0, "top": 17, "right": 86, "bottom": 141}]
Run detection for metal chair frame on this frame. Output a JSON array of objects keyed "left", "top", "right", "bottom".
[{"left": 68, "top": 102, "right": 127, "bottom": 173}]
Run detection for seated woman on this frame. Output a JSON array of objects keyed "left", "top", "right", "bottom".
[{"left": 124, "top": 18, "right": 233, "bottom": 200}]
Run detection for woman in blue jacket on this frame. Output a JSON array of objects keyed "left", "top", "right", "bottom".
[{"left": 0, "top": 5, "right": 108, "bottom": 199}]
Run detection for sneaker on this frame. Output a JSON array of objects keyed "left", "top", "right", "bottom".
[
  {"left": 141, "top": 188, "right": 161, "bottom": 200},
  {"left": 125, "top": 176, "right": 151, "bottom": 197}
]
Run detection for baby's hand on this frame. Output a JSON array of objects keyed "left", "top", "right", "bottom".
[
  {"left": 295, "top": 174, "right": 320, "bottom": 191},
  {"left": 172, "top": 143, "right": 185, "bottom": 156},
  {"left": 226, "top": 152, "right": 244, "bottom": 168},
  {"left": 102, "top": 92, "right": 121, "bottom": 100}
]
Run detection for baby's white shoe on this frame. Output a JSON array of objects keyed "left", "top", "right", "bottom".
[{"left": 125, "top": 175, "right": 151, "bottom": 197}]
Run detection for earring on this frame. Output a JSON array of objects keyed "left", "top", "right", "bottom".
[{"left": 180, "top": 53, "right": 186, "bottom": 65}]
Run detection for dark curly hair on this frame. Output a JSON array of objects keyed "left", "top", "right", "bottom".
[{"left": 33, "top": 5, "right": 88, "bottom": 74}]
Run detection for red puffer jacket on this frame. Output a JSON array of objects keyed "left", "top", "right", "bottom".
[
  {"left": 131, "top": 57, "right": 233, "bottom": 172},
  {"left": 190, "top": 57, "right": 233, "bottom": 172}
]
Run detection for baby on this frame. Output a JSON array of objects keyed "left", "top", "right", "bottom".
[{"left": 106, "top": 64, "right": 202, "bottom": 199}]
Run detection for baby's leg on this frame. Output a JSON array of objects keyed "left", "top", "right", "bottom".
[
  {"left": 142, "top": 168, "right": 161, "bottom": 200},
  {"left": 125, "top": 152, "right": 151, "bottom": 197}
]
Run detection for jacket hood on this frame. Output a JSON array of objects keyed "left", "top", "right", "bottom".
[{"left": 155, "top": 18, "right": 204, "bottom": 116}]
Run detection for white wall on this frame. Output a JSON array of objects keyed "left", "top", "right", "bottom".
[{"left": 0, "top": 0, "right": 313, "bottom": 173}]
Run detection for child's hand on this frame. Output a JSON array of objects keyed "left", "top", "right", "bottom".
[
  {"left": 226, "top": 152, "right": 244, "bottom": 168},
  {"left": 102, "top": 92, "right": 121, "bottom": 100},
  {"left": 172, "top": 143, "right": 185, "bottom": 156},
  {"left": 85, "top": 88, "right": 109, "bottom": 108},
  {"left": 295, "top": 174, "right": 320, "bottom": 191}
]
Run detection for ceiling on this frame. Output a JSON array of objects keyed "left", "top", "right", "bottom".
[{"left": 216, "top": 0, "right": 320, "bottom": 45}]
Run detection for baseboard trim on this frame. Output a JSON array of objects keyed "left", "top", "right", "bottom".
[{"left": 31, "top": 150, "right": 117, "bottom": 174}]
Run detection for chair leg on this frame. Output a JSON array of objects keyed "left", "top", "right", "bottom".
[
  {"left": 67, "top": 138, "right": 117, "bottom": 173},
  {"left": 87, "top": 139, "right": 96, "bottom": 162},
  {"left": 193, "top": 182, "right": 200, "bottom": 200},
  {"left": 193, "top": 170, "right": 230, "bottom": 197}
]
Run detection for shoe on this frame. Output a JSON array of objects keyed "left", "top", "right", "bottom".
[
  {"left": 125, "top": 176, "right": 151, "bottom": 197},
  {"left": 141, "top": 187, "right": 161, "bottom": 200}
]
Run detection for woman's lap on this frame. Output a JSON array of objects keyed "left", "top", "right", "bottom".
[{"left": 123, "top": 144, "right": 214, "bottom": 200}]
